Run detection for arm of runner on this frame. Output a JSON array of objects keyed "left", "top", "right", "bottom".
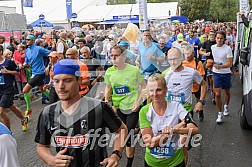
[
  {"left": 132, "top": 80, "right": 146, "bottom": 112},
  {"left": 1, "top": 67, "right": 19, "bottom": 75},
  {"left": 37, "top": 144, "right": 73, "bottom": 167},
  {"left": 215, "top": 57, "right": 233, "bottom": 69},
  {"left": 141, "top": 127, "right": 170, "bottom": 150},
  {"left": 100, "top": 123, "right": 127, "bottom": 167},
  {"left": 105, "top": 84, "right": 112, "bottom": 103}
]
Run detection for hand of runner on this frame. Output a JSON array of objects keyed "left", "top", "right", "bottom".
[
  {"left": 43, "top": 84, "right": 50, "bottom": 91},
  {"left": 53, "top": 148, "right": 73, "bottom": 167},
  {"left": 100, "top": 154, "right": 119, "bottom": 167},
  {"left": 193, "top": 102, "right": 203, "bottom": 113},
  {"left": 1, "top": 67, "right": 9, "bottom": 74},
  {"left": 147, "top": 54, "right": 155, "bottom": 60}
]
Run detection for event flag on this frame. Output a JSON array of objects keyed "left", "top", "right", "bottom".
[
  {"left": 23, "top": 0, "right": 33, "bottom": 7},
  {"left": 66, "top": 0, "right": 72, "bottom": 20}
]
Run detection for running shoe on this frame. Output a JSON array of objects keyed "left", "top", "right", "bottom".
[
  {"left": 24, "top": 110, "right": 32, "bottom": 117},
  {"left": 21, "top": 117, "right": 29, "bottom": 131},
  {"left": 216, "top": 112, "right": 223, "bottom": 124},
  {"left": 223, "top": 105, "right": 229, "bottom": 116}
]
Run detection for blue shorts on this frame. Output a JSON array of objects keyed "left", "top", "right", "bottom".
[{"left": 213, "top": 73, "right": 232, "bottom": 89}]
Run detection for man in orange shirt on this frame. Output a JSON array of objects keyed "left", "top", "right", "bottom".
[
  {"left": 65, "top": 48, "right": 90, "bottom": 96},
  {"left": 182, "top": 45, "right": 205, "bottom": 121}
]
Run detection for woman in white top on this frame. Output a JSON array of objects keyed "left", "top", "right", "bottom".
[{"left": 139, "top": 73, "right": 199, "bottom": 167}]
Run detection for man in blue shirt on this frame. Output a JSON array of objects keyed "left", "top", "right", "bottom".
[
  {"left": 186, "top": 30, "right": 201, "bottom": 58},
  {"left": 137, "top": 30, "right": 164, "bottom": 79},
  {"left": 22, "top": 34, "right": 51, "bottom": 117}
]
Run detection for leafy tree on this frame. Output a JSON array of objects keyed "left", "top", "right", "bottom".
[
  {"left": 180, "top": 0, "right": 210, "bottom": 21},
  {"left": 180, "top": 0, "right": 238, "bottom": 22}
]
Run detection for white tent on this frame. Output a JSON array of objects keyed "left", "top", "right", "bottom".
[
  {"left": 0, "top": 1, "right": 177, "bottom": 24},
  {"left": 72, "top": 2, "right": 178, "bottom": 22}
]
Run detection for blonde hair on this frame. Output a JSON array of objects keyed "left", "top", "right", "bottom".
[
  {"left": 147, "top": 73, "right": 167, "bottom": 88},
  {"left": 3, "top": 49, "right": 12, "bottom": 58}
]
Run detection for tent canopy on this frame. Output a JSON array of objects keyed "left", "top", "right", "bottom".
[{"left": 29, "top": 19, "right": 53, "bottom": 28}]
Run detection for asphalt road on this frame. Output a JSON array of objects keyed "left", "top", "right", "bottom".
[{"left": 7, "top": 75, "right": 252, "bottom": 167}]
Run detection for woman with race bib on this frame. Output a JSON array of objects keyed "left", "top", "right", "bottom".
[{"left": 139, "top": 73, "right": 199, "bottom": 167}]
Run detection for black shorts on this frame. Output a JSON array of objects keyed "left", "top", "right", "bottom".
[
  {"left": 117, "top": 109, "right": 139, "bottom": 147},
  {"left": 193, "top": 87, "right": 201, "bottom": 99},
  {"left": 0, "top": 86, "right": 14, "bottom": 108},
  {"left": 29, "top": 74, "right": 45, "bottom": 88}
]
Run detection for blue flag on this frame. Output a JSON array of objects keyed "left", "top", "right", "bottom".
[
  {"left": 66, "top": 0, "right": 72, "bottom": 20},
  {"left": 23, "top": 0, "right": 33, "bottom": 7}
]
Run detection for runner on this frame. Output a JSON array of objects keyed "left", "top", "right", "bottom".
[
  {"left": 0, "top": 44, "right": 29, "bottom": 131},
  {"left": 0, "top": 122, "right": 20, "bottom": 167},
  {"left": 104, "top": 46, "right": 145, "bottom": 167},
  {"left": 182, "top": 45, "right": 206, "bottom": 121},
  {"left": 35, "top": 59, "right": 127, "bottom": 167},
  {"left": 22, "top": 34, "right": 51, "bottom": 118},
  {"left": 139, "top": 73, "right": 199, "bottom": 167},
  {"left": 211, "top": 31, "right": 233, "bottom": 124}
]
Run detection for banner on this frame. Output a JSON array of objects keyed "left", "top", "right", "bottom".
[
  {"left": 66, "top": 0, "right": 72, "bottom": 20},
  {"left": 138, "top": 0, "right": 148, "bottom": 30},
  {"left": 23, "top": 0, "right": 33, "bottom": 7}
]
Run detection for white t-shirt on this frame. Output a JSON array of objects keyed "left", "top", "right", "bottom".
[
  {"left": 0, "top": 124, "right": 20, "bottom": 167},
  {"left": 144, "top": 101, "right": 188, "bottom": 158},
  {"left": 211, "top": 44, "right": 233, "bottom": 74},
  {"left": 165, "top": 66, "right": 202, "bottom": 104},
  {"left": 57, "top": 42, "right": 64, "bottom": 54}
]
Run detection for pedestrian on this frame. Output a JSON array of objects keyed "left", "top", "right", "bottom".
[
  {"left": 56, "top": 32, "right": 69, "bottom": 60},
  {"left": 139, "top": 73, "right": 199, "bottom": 167},
  {"left": 65, "top": 48, "right": 90, "bottom": 96},
  {"left": 43, "top": 51, "right": 59, "bottom": 104},
  {"left": 22, "top": 34, "right": 51, "bottom": 118},
  {"left": 0, "top": 45, "right": 28, "bottom": 131},
  {"left": 104, "top": 45, "right": 145, "bottom": 167},
  {"left": 0, "top": 122, "right": 20, "bottom": 167},
  {"left": 35, "top": 59, "right": 127, "bottom": 167},
  {"left": 182, "top": 45, "right": 206, "bottom": 121},
  {"left": 211, "top": 31, "right": 233, "bottom": 124},
  {"left": 137, "top": 30, "right": 164, "bottom": 80},
  {"left": 80, "top": 46, "right": 104, "bottom": 98}
]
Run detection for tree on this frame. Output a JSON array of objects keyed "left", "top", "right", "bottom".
[
  {"left": 180, "top": 0, "right": 210, "bottom": 21},
  {"left": 107, "top": 0, "right": 176, "bottom": 5},
  {"left": 180, "top": 0, "right": 238, "bottom": 22},
  {"left": 209, "top": 0, "right": 238, "bottom": 22}
]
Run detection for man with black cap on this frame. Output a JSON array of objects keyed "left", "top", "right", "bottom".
[
  {"left": 22, "top": 34, "right": 51, "bottom": 118},
  {"left": 35, "top": 59, "right": 127, "bottom": 167}
]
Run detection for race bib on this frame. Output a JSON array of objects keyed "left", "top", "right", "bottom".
[
  {"left": 150, "top": 142, "right": 174, "bottom": 158},
  {"left": 167, "top": 92, "right": 185, "bottom": 104},
  {"left": 214, "top": 61, "right": 223, "bottom": 65},
  {"left": 114, "top": 85, "right": 130, "bottom": 96},
  {"left": 0, "top": 75, "right": 5, "bottom": 85},
  {"left": 144, "top": 71, "right": 153, "bottom": 80}
]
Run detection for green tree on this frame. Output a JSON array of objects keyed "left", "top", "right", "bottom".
[
  {"left": 107, "top": 0, "right": 176, "bottom": 5},
  {"left": 180, "top": 0, "right": 238, "bottom": 22},
  {"left": 180, "top": 0, "right": 210, "bottom": 21},
  {"left": 209, "top": 0, "right": 238, "bottom": 22},
  {"left": 107, "top": 0, "right": 137, "bottom": 5}
]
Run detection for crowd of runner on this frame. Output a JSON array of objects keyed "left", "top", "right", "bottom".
[{"left": 0, "top": 21, "right": 236, "bottom": 167}]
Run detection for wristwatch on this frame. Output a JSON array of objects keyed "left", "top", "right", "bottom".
[
  {"left": 199, "top": 100, "right": 206, "bottom": 105},
  {"left": 111, "top": 150, "right": 122, "bottom": 159}
]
